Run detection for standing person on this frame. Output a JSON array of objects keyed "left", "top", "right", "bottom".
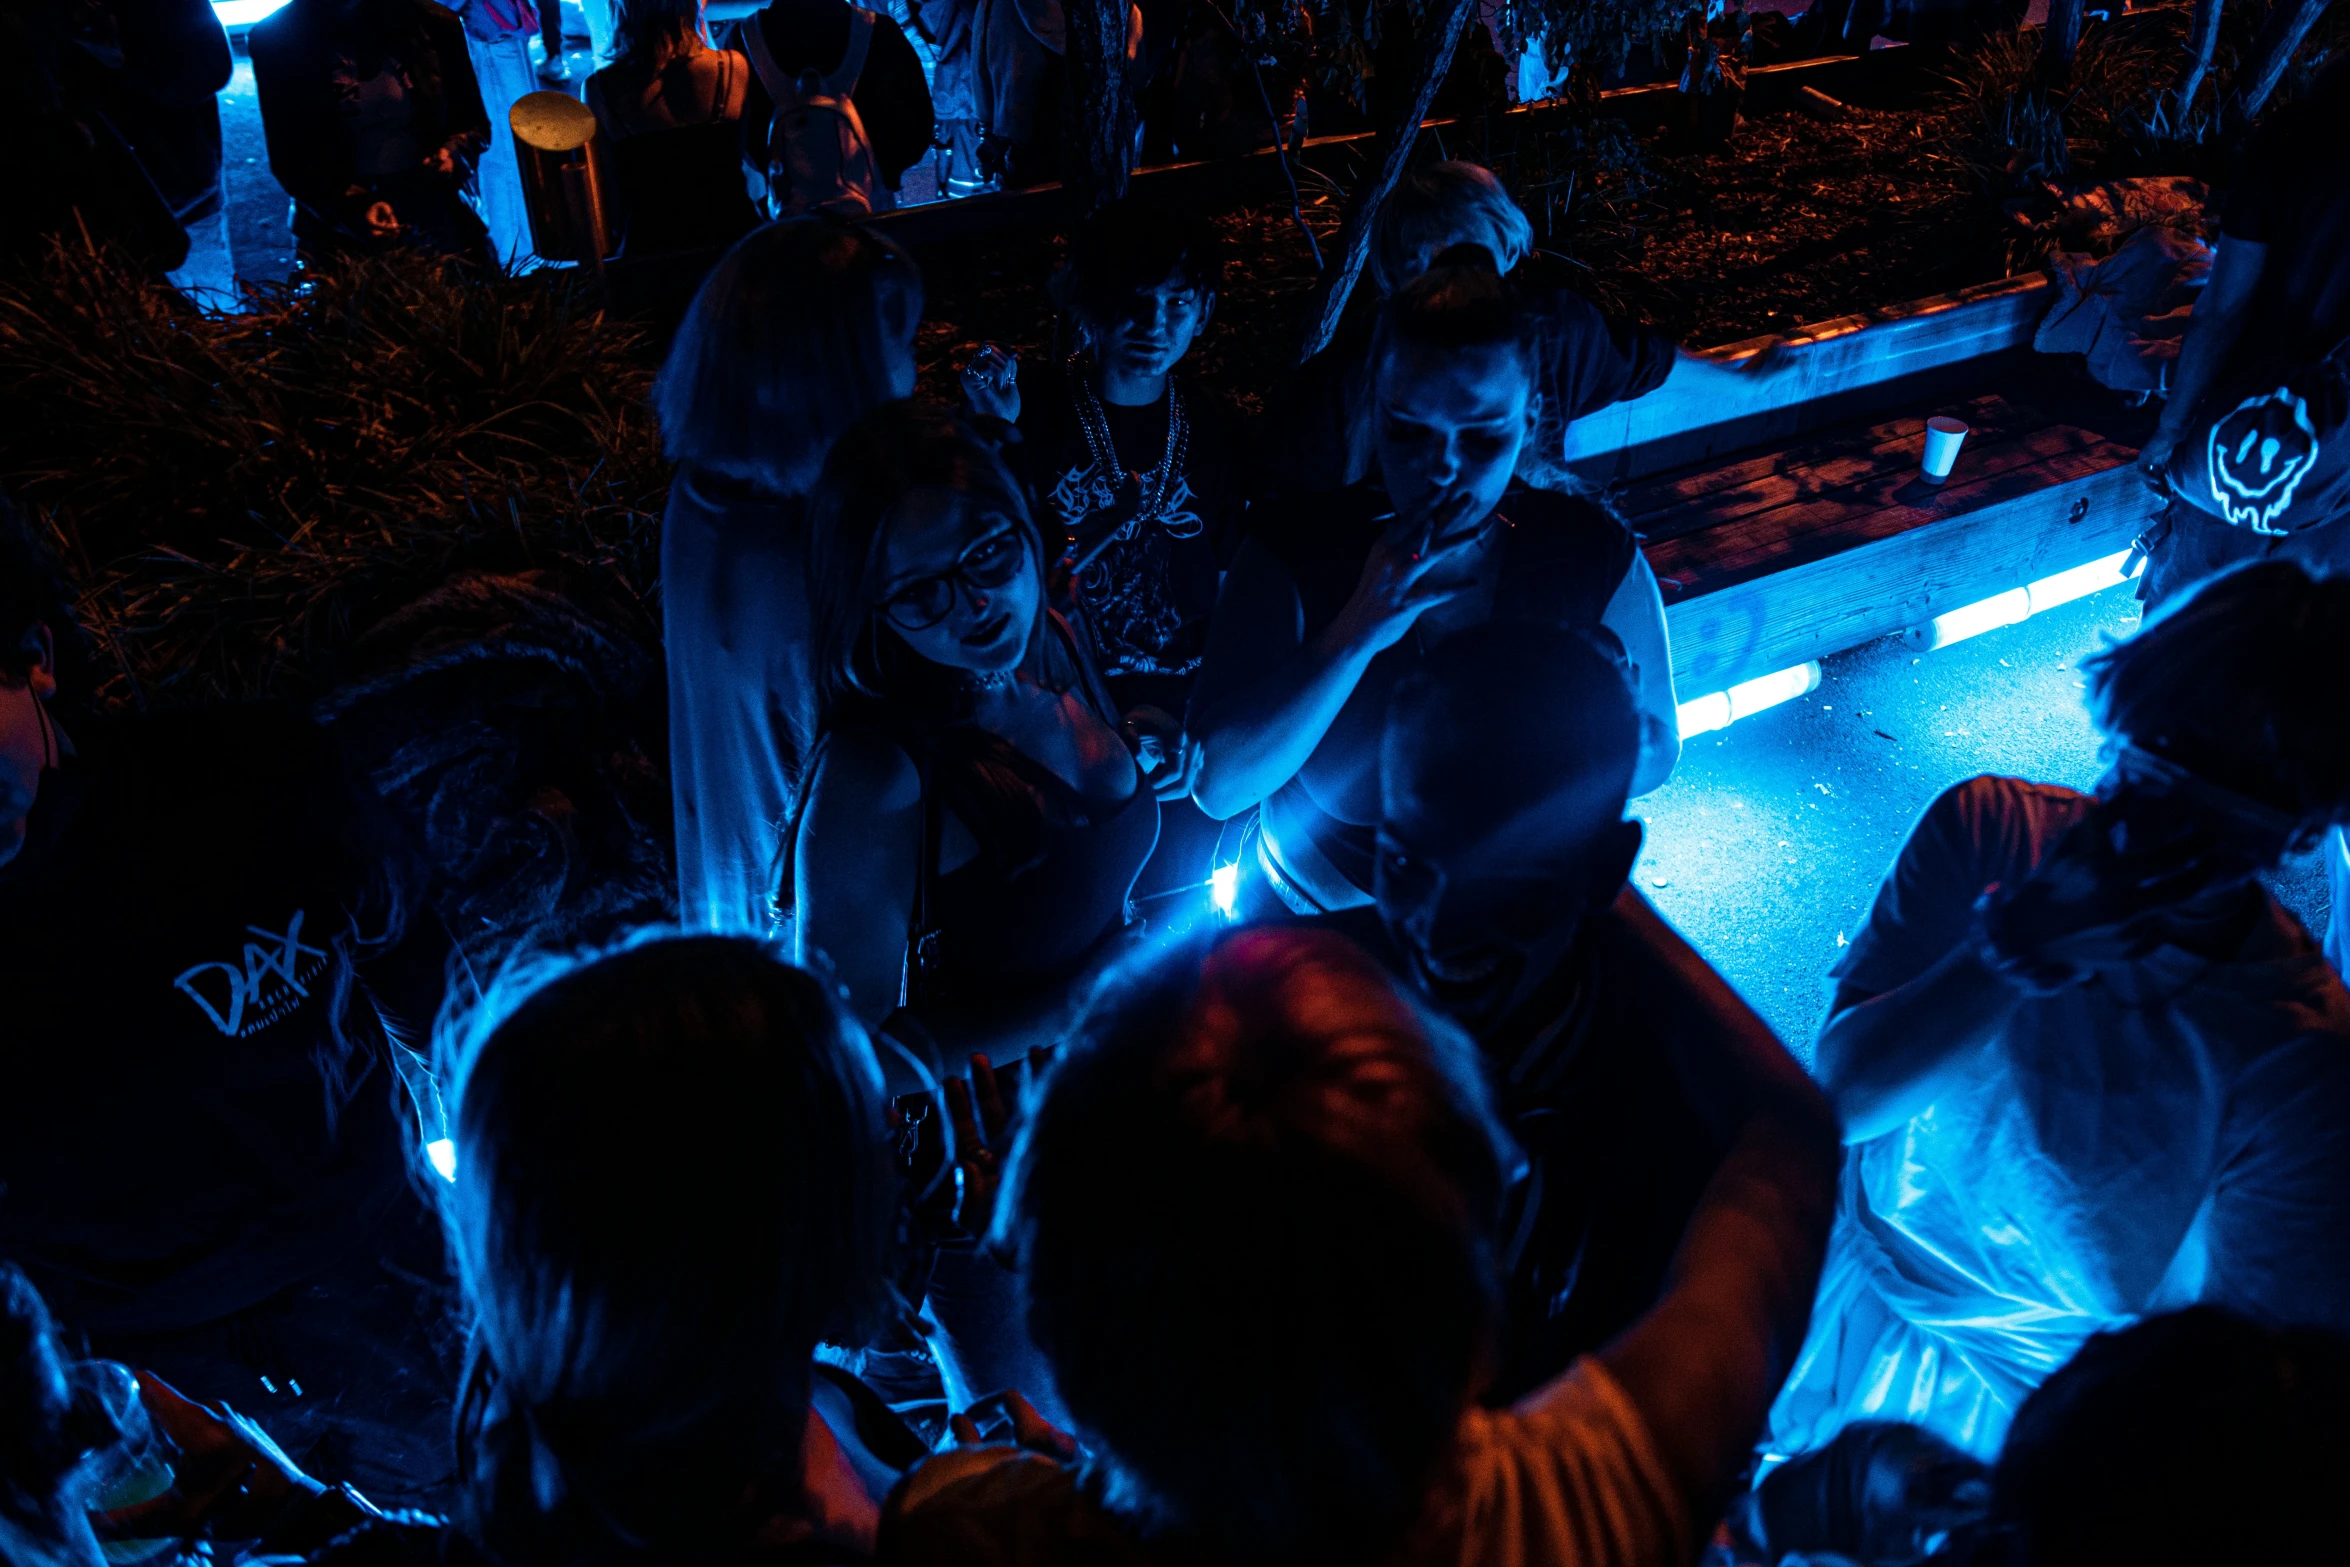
[
  {"left": 0, "top": 495, "right": 459, "bottom": 1501},
  {"left": 248, "top": 0, "right": 493, "bottom": 264},
  {"left": 881, "top": 922, "right": 1840, "bottom": 1564},
  {"left": 788, "top": 404, "right": 1161, "bottom": 1074},
  {"left": 1771, "top": 560, "right": 2350, "bottom": 1464},
  {"left": 1262, "top": 160, "right": 1778, "bottom": 496},
  {"left": 2134, "top": 56, "right": 2350, "bottom": 605},
  {"left": 733, "top": 0, "right": 934, "bottom": 214},
  {"left": 583, "top": 0, "right": 762, "bottom": 255},
  {"left": 59, "top": 0, "right": 238, "bottom": 301},
  {"left": 962, "top": 203, "right": 1244, "bottom": 904},
  {"left": 656, "top": 218, "right": 923, "bottom": 934},
  {"left": 457, "top": 0, "right": 542, "bottom": 267},
  {"left": 1345, "top": 619, "right": 1726, "bottom": 1402},
  {"left": 1187, "top": 252, "right": 1681, "bottom": 916}
]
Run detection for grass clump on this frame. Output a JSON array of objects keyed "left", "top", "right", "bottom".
[{"left": 0, "top": 241, "right": 671, "bottom": 711}]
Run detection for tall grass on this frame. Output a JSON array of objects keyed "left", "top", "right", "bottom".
[{"left": 0, "top": 242, "right": 671, "bottom": 711}]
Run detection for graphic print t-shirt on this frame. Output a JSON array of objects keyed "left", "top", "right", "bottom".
[
  {"left": 1020, "top": 366, "right": 1244, "bottom": 716},
  {"left": 0, "top": 706, "right": 416, "bottom": 1337}
]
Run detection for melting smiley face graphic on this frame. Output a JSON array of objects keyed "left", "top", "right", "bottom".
[{"left": 2206, "top": 386, "right": 2322, "bottom": 535}]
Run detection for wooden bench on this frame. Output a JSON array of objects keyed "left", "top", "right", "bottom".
[{"left": 1569, "top": 277, "right": 2169, "bottom": 697}]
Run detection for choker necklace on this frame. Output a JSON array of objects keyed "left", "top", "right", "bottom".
[{"left": 964, "top": 668, "right": 1018, "bottom": 692}]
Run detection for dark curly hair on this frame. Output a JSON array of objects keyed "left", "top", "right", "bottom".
[{"left": 2083, "top": 559, "right": 2350, "bottom": 825}]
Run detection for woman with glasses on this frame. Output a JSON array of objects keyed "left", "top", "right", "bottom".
[{"left": 784, "top": 403, "right": 1159, "bottom": 1071}]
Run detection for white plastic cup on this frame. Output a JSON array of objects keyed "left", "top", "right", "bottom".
[{"left": 1922, "top": 416, "right": 1970, "bottom": 485}]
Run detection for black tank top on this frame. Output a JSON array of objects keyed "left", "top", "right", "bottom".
[
  {"left": 914, "top": 724, "right": 1159, "bottom": 1001},
  {"left": 1259, "top": 483, "right": 1638, "bottom": 895}
]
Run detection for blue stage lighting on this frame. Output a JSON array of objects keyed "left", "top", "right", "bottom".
[{"left": 426, "top": 1138, "right": 458, "bottom": 1183}]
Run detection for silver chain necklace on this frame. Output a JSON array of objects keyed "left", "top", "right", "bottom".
[{"left": 1067, "top": 355, "right": 1190, "bottom": 539}]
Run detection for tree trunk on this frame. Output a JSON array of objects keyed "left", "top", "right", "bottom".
[
  {"left": 1061, "top": 0, "right": 1137, "bottom": 213},
  {"left": 2039, "top": 0, "right": 2085, "bottom": 74},
  {"left": 2171, "top": 0, "right": 2226, "bottom": 116},
  {"left": 2235, "top": 0, "right": 2332, "bottom": 118},
  {"left": 1292, "top": 0, "right": 1479, "bottom": 365}
]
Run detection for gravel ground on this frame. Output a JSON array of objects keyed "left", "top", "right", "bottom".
[{"left": 1640, "top": 582, "right": 2333, "bottom": 1059}]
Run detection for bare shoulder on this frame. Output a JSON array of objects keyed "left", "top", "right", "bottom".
[{"left": 805, "top": 726, "right": 923, "bottom": 816}]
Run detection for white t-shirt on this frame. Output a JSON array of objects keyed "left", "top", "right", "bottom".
[{"left": 1769, "top": 775, "right": 2350, "bottom": 1459}]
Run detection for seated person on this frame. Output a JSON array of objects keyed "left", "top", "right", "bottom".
[
  {"left": 1329, "top": 619, "right": 1727, "bottom": 1402},
  {"left": 881, "top": 923, "right": 1840, "bottom": 1564},
  {"left": 733, "top": 0, "right": 935, "bottom": 213},
  {"left": 1772, "top": 560, "right": 2350, "bottom": 1463},
  {"left": 1262, "top": 161, "right": 1775, "bottom": 495},
  {"left": 1991, "top": 1307, "right": 2350, "bottom": 1567},
  {"left": 963, "top": 202, "right": 1244, "bottom": 903},
  {"left": 1187, "top": 252, "right": 1679, "bottom": 915},
  {"left": 787, "top": 406, "right": 1161, "bottom": 1077},
  {"left": 249, "top": 0, "right": 492, "bottom": 263},
  {"left": 583, "top": 0, "right": 763, "bottom": 255},
  {"left": 0, "top": 495, "right": 456, "bottom": 1501}
]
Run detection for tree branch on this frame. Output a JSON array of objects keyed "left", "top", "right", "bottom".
[
  {"left": 1291, "top": 0, "right": 1479, "bottom": 365},
  {"left": 2234, "top": 0, "right": 2331, "bottom": 119}
]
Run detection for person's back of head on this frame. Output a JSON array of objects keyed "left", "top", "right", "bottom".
[
  {"left": 1385, "top": 619, "right": 1640, "bottom": 867},
  {"left": 610, "top": 0, "right": 702, "bottom": 62},
  {"left": 1374, "top": 244, "right": 1531, "bottom": 369},
  {"left": 1002, "top": 926, "right": 1515, "bottom": 1563},
  {"left": 1371, "top": 162, "right": 1533, "bottom": 297},
  {"left": 443, "top": 933, "right": 897, "bottom": 1566},
  {"left": 653, "top": 219, "right": 923, "bottom": 498},
  {"left": 1992, "top": 1306, "right": 2350, "bottom": 1567},
  {"left": 2082, "top": 559, "right": 2350, "bottom": 832},
  {"left": 1378, "top": 622, "right": 1644, "bottom": 1021}
]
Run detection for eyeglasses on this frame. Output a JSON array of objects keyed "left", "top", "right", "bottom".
[{"left": 877, "top": 529, "right": 1028, "bottom": 632}]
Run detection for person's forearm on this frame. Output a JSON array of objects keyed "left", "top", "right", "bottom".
[
  {"left": 2154, "top": 306, "right": 2245, "bottom": 445},
  {"left": 1189, "top": 626, "right": 1378, "bottom": 820},
  {"left": 1814, "top": 942, "right": 2021, "bottom": 1145},
  {"left": 1615, "top": 891, "right": 1823, "bottom": 1129},
  {"left": 1600, "top": 892, "right": 1841, "bottom": 1516}
]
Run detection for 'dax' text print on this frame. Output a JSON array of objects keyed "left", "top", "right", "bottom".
[{"left": 174, "top": 911, "right": 330, "bottom": 1038}]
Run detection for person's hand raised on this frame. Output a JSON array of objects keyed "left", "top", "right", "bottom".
[
  {"left": 943, "top": 1048, "right": 1054, "bottom": 1250},
  {"left": 946, "top": 1390, "right": 1078, "bottom": 1462},
  {"left": 961, "top": 344, "right": 1021, "bottom": 423},
  {"left": 96, "top": 1375, "right": 324, "bottom": 1544},
  {"left": 1323, "top": 491, "right": 1483, "bottom": 660}
]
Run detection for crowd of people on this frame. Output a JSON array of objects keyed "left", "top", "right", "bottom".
[{"left": 6, "top": 43, "right": 2350, "bottom": 1567}]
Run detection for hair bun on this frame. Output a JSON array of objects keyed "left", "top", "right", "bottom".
[{"left": 1428, "top": 242, "right": 1501, "bottom": 274}]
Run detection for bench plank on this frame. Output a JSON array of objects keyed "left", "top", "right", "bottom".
[{"left": 1659, "top": 462, "right": 2162, "bottom": 692}]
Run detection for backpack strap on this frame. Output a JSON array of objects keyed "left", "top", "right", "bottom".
[
  {"left": 740, "top": 11, "right": 793, "bottom": 102},
  {"left": 826, "top": 7, "right": 877, "bottom": 97}
]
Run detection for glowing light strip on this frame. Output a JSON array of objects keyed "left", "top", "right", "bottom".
[
  {"left": 214, "top": 0, "right": 291, "bottom": 25},
  {"left": 1921, "top": 549, "right": 2138, "bottom": 651},
  {"left": 1677, "top": 661, "right": 1823, "bottom": 739},
  {"left": 1210, "top": 862, "right": 1241, "bottom": 918}
]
